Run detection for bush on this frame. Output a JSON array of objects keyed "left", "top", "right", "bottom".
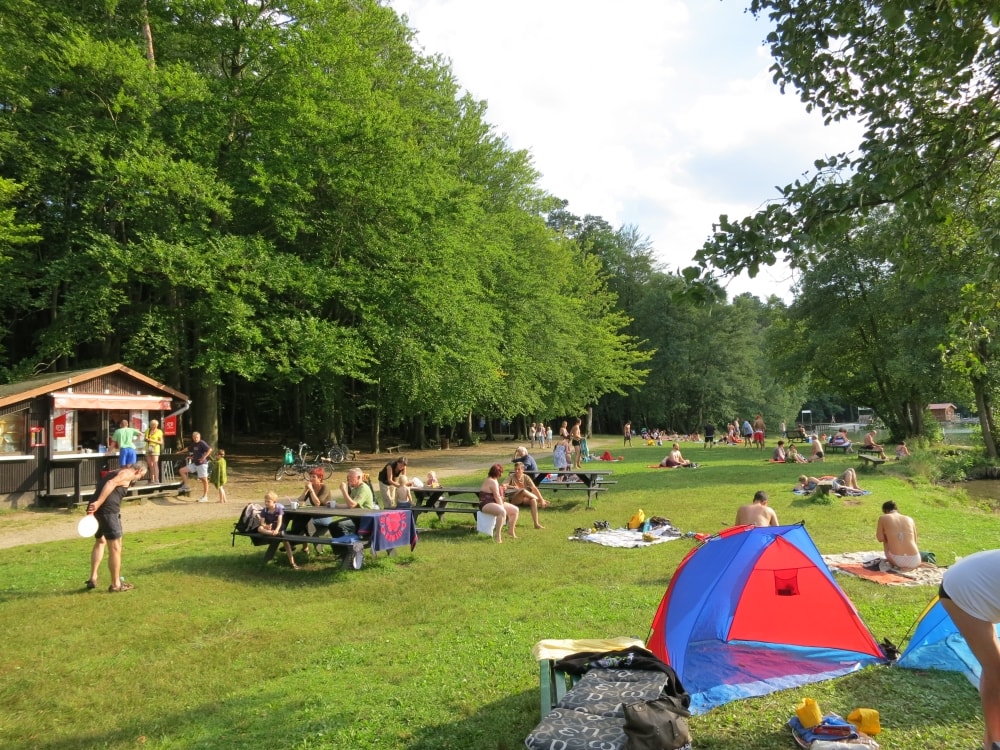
[{"left": 921, "top": 410, "right": 944, "bottom": 444}]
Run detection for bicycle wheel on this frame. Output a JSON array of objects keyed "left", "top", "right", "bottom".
[
  {"left": 275, "top": 463, "right": 298, "bottom": 481},
  {"left": 327, "top": 445, "right": 345, "bottom": 463}
]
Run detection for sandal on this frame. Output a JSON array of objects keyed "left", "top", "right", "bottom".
[
  {"left": 84, "top": 580, "right": 96, "bottom": 590},
  {"left": 108, "top": 581, "right": 135, "bottom": 592}
]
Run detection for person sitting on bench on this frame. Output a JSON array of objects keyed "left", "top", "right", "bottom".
[
  {"left": 259, "top": 491, "right": 299, "bottom": 570},
  {"left": 330, "top": 467, "right": 375, "bottom": 538},
  {"left": 828, "top": 428, "right": 852, "bottom": 451},
  {"left": 864, "top": 430, "right": 888, "bottom": 460}
]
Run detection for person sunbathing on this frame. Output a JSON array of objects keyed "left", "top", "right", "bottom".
[
  {"left": 735, "top": 490, "right": 779, "bottom": 527},
  {"left": 832, "top": 468, "right": 864, "bottom": 493},
  {"left": 875, "top": 500, "right": 920, "bottom": 571},
  {"left": 771, "top": 440, "right": 787, "bottom": 462},
  {"left": 796, "top": 475, "right": 821, "bottom": 492},
  {"left": 786, "top": 444, "right": 808, "bottom": 463},
  {"left": 654, "top": 443, "right": 692, "bottom": 468}
]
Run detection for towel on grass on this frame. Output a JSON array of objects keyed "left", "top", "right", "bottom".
[
  {"left": 569, "top": 525, "right": 684, "bottom": 548},
  {"left": 531, "top": 636, "right": 645, "bottom": 661},
  {"left": 822, "top": 551, "right": 944, "bottom": 587}
]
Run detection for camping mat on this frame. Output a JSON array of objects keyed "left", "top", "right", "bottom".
[
  {"left": 568, "top": 525, "right": 684, "bottom": 548},
  {"left": 822, "top": 551, "right": 944, "bottom": 587}
]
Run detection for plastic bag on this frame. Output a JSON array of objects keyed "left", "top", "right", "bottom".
[{"left": 627, "top": 508, "right": 645, "bottom": 529}]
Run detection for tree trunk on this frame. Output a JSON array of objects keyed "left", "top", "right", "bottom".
[
  {"left": 190, "top": 381, "right": 219, "bottom": 448},
  {"left": 141, "top": 0, "right": 156, "bottom": 68},
  {"left": 973, "top": 374, "right": 998, "bottom": 459}
]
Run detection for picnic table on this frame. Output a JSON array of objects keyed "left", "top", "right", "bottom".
[
  {"left": 408, "top": 485, "right": 513, "bottom": 522},
  {"left": 232, "top": 506, "right": 416, "bottom": 570},
  {"left": 523, "top": 469, "right": 612, "bottom": 510}
]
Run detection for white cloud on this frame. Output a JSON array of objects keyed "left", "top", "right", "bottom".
[{"left": 391, "top": 0, "right": 863, "bottom": 301}]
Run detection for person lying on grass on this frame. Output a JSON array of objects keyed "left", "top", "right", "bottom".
[{"left": 650, "top": 442, "right": 692, "bottom": 468}]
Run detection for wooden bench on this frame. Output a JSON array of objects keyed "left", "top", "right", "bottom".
[
  {"left": 859, "top": 454, "right": 887, "bottom": 466},
  {"left": 825, "top": 443, "right": 852, "bottom": 454},
  {"left": 536, "top": 483, "right": 608, "bottom": 509},
  {"left": 232, "top": 530, "right": 368, "bottom": 570},
  {"left": 384, "top": 443, "right": 409, "bottom": 454}
]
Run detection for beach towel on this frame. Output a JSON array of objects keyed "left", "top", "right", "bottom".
[
  {"left": 569, "top": 525, "right": 684, "bottom": 548},
  {"left": 822, "top": 551, "right": 944, "bottom": 587}
]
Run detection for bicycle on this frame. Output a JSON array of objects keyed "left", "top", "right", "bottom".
[
  {"left": 274, "top": 442, "right": 319, "bottom": 481},
  {"left": 317, "top": 441, "right": 351, "bottom": 464}
]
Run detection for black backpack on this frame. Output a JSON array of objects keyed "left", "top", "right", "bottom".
[{"left": 235, "top": 503, "right": 263, "bottom": 534}]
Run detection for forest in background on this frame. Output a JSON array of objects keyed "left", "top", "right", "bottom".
[{"left": 0, "top": 1, "right": 992, "bottom": 456}]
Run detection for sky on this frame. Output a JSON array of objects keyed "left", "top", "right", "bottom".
[{"left": 388, "top": 0, "right": 863, "bottom": 301}]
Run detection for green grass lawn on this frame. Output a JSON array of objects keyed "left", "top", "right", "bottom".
[{"left": 1, "top": 438, "right": 996, "bottom": 749}]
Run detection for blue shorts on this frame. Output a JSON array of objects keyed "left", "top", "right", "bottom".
[{"left": 119, "top": 448, "right": 136, "bottom": 466}]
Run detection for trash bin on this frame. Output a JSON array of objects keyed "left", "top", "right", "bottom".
[{"left": 441, "top": 437, "right": 450, "bottom": 450}]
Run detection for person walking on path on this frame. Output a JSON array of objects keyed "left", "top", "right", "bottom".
[
  {"left": 85, "top": 461, "right": 148, "bottom": 592},
  {"left": 211, "top": 448, "right": 228, "bottom": 503},
  {"left": 178, "top": 431, "right": 212, "bottom": 502}
]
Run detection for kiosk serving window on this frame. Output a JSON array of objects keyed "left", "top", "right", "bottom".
[{"left": 0, "top": 411, "right": 27, "bottom": 454}]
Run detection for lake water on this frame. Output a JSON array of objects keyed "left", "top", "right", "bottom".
[{"left": 963, "top": 480, "right": 1000, "bottom": 504}]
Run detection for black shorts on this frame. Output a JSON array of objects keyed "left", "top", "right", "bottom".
[
  {"left": 938, "top": 582, "right": 951, "bottom": 600},
  {"left": 96, "top": 513, "right": 123, "bottom": 540},
  {"left": 571, "top": 438, "right": 581, "bottom": 447}
]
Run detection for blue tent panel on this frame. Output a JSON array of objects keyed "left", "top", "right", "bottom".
[
  {"left": 648, "top": 524, "right": 885, "bottom": 713},
  {"left": 681, "top": 640, "right": 876, "bottom": 714},
  {"left": 897, "top": 598, "right": 1000, "bottom": 689}
]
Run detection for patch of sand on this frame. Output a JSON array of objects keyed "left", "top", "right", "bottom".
[{"left": 0, "top": 440, "right": 529, "bottom": 549}]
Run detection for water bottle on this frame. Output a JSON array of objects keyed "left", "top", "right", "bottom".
[{"left": 641, "top": 519, "right": 651, "bottom": 533}]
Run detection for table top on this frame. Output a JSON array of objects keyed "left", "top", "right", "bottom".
[
  {"left": 525, "top": 468, "right": 612, "bottom": 477},
  {"left": 282, "top": 505, "right": 395, "bottom": 518},
  {"left": 410, "top": 485, "right": 482, "bottom": 496}
]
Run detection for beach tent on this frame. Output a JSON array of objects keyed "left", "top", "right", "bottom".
[
  {"left": 647, "top": 523, "right": 886, "bottom": 713},
  {"left": 897, "top": 596, "right": 1000, "bottom": 688}
]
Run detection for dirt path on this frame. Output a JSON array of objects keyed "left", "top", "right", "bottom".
[{"left": 0, "top": 442, "right": 523, "bottom": 549}]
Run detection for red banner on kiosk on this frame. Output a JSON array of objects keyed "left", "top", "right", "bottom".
[
  {"left": 163, "top": 415, "right": 177, "bottom": 437},
  {"left": 53, "top": 413, "right": 68, "bottom": 438}
]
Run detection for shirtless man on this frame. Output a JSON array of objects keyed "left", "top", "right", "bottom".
[
  {"left": 875, "top": 500, "right": 920, "bottom": 571},
  {"left": 735, "top": 491, "right": 779, "bottom": 527},
  {"left": 864, "top": 430, "right": 888, "bottom": 460}
]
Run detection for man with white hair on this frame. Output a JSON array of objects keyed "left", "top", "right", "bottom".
[{"left": 512, "top": 446, "right": 539, "bottom": 472}]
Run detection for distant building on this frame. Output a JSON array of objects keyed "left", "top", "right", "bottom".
[
  {"left": 0, "top": 363, "right": 188, "bottom": 508},
  {"left": 927, "top": 403, "right": 958, "bottom": 422}
]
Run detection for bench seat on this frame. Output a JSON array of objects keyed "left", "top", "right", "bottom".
[
  {"left": 859, "top": 454, "right": 886, "bottom": 466},
  {"left": 825, "top": 443, "right": 852, "bottom": 454},
  {"left": 232, "top": 530, "right": 368, "bottom": 570}
]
